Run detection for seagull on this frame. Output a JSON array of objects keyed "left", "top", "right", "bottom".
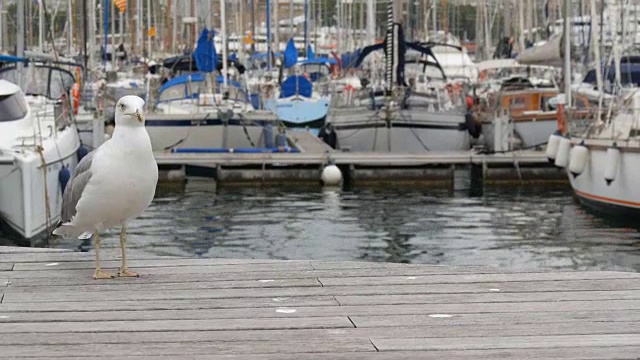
[{"left": 52, "top": 95, "right": 158, "bottom": 279}]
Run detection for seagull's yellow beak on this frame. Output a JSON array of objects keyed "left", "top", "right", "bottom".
[{"left": 127, "top": 109, "right": 144, "bottom": 122}]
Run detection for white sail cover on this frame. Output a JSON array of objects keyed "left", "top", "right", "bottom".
[{"left": 516, "top": 34, "right": 563, "bottom": 67}]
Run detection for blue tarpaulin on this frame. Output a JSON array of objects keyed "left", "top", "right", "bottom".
[
  {"left": 307, "top": 44, "right": 315, "bottom": 60},
  {"left": 283, "top": 38, "right": 298, "bottom": 69},
  {"left": 193, "top": 28, "right": 218, "bottom": 72},
  {"left": 280, "top": 75, "right": 312, "bottom": 98}
]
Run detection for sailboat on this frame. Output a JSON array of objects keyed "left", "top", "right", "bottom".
[
  {"left": 551, "top": 0, "right": 640, "bottom": 217},
  {"left": 263, "top": 39, "right": 335, "bottom": 135},
  {"left": 145, "top": 24, "right": 280, "bottom": 152},
  {"left": 328, "top": 1, "right": 474, "bottom": 152}
]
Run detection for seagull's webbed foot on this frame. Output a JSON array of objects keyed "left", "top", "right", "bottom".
[
  {"left": 93, "top": 269, "right": 115, "bottom": 280},
  {"left": 117, "top": 268, "right": 139, "bottom": 278}
]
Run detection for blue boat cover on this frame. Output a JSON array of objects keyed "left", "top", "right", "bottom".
[
  {"left": 158, "top": 72, "right": 245, "bottom": 99},
  {"left": 283, "top": 38, "right": 298, "bottom": 69},
  {"left": 307, "top": 45, "right": 315, "bottom": 60},
  {"left": 193, "top": 27, "right": 218, "bottom": 72},
  {"left": 280, "top": 75, "right": 312, "bottom": 98}
]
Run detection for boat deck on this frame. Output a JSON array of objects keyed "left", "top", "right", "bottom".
[{"left": 1, "top": 246, "right": 639, "bottom": 359}]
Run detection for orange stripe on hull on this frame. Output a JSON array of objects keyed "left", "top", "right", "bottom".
[{"left": 574, "top": 190, "right": 640, "bottom": 208}]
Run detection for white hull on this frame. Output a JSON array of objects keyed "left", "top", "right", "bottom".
[
  {"left": 482, "top": 118, "right": 557, "bottom": 151},
  {"left": 330, "top": 106, "right": 470, "bottom": 152},
  {"left": 145, "top": 113, "right": 280, "bottom": 151},
  {"left": 0, "top": 125, "right": 80, "bottom": 240},
  {"left": 568, "top": 140, "right": 640, "bottom": 214}
]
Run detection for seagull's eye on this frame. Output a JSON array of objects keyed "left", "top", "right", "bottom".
[{"left": 119, "top": 103, "right": 126, "bottom": 111}]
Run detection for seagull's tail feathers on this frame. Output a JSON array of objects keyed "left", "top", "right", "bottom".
[{"left": 52, "top": 223, "right": 92, "bottom": 240}]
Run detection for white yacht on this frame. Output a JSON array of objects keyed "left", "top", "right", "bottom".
[{"left": 0, "top": 78, "right": 80, "bottom": 242}]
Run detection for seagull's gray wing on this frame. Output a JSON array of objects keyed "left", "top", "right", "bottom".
[{"left": 60, "top": 150, "right": 96, "bottom": 223}]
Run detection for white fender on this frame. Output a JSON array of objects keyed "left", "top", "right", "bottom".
[
  {"left": 604, "top": 146, "right": 620, "bottom": 185},
  {"left": 568, "top": 144, "right": 589, "bottom": 177},
  {"left": 554, "top": 137, "right": 571, "bottom": 168},
  {"left": 546, "top": 132, "right": 562, "bottom": 162}
]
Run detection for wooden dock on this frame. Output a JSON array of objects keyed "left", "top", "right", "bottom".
[
  {"left": 1, "top": 246, "right": 639, "bottom": 359},
  {"left": 155, "top": 132, "right": 565, "bottom": 185}
]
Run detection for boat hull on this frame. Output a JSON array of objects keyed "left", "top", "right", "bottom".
[
  {"left": 264, "top": 97, "right": 329, "bottom": 131},
  {"left": 482, "top": 118, "right": 557, "bottom": 151},
  {"left": 568, "top": 141, "right": 640, "bottom": 218},
  {"left": 145, "top": 113, "right": 280, "bottom": 151},
  {"left": 330, "top": 106, "right": 470, "bottom": 152},
  {"left": 0, "top": 125, "right": 80, "bottom": 242}
]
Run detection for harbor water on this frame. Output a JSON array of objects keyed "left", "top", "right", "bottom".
[{"left": 7, "top": 182, "right": 632, "bottom": 273}]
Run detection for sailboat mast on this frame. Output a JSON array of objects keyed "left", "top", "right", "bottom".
[
  {"left": 39, "top": 0, "right": 44, "bottom": 51},
  {"left": 563, "top": 0, "right": 572, "bottom": 107},
  {"left": 83, "top": 0, "right": 88, "bottom": 73},
  {"left": 104, "top": 0, "right": 109, "bottom": 70},
  {"left": 589, "top": 0, "right": 603, "bottom": 94},
  {"left": 289, "top": 0, "right": 294, "bottom": 36},
  {"left": 367, "top": 0, "right": 376, "bottom": 44},
  {"left": 221, "top": 0, "right": 228, "bottom": 89},
  {"left": 0, "top": 1, "right": 3, "bottom": 52},
  {"left": 17, "top": 0, "right": 25, "bottom": 88},
  {"left": 384, "top": 0, "right": 395, "bottom": 92},
  {"left": 250, "top": 0, "right": 255, "bottom": 55},
  {"left": 146, "top": 0, "right": 151, "bottom": 59},
  {"left": 274, "top": 0, "right": 279, "bottom": 53},
  {"left": 267, "top": 0, "right": 272, "bottom": 70},
  {"left": 304, "top": 0, "right": 308, "bottom": 57},
  {"left": 68, "top": 0, "right": 74, "bottom": 54}
]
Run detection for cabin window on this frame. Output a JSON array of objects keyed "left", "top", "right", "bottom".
[
  {"left": 509, "top": 97, "right": 526, "bottom": 109},
  {"left": 541, "top": 96, "right": 554, "bottom": 111},
  {"left": 158, "top": 85, "right": 187, "bottom": 102},
  {"left": 0, "top": 93, "right": 28, "bottom": 121}
]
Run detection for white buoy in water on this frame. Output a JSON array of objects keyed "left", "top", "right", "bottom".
[
  {"left": 554, "top": 137, "right": 571, "bottom": 168},
  {"left": 604, "top": 146, "right": 621, "bottom": 185},
  {"left": 568, "top": 144, "right": 589, "bottom": 177},
  {"left": 546, "top": 132, "right": 562, "bottom": 162},
  {"left": 321, "top": 164, "right": 343, "bottom": 186}
]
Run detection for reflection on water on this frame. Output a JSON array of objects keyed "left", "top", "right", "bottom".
[{"left": 39, "top": 181, "right": 640, "bottom": 272}]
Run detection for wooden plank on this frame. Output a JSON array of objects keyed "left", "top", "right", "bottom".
[
  {"left": 2, "top": 300, "right": 639, "bottom": 323},
  {"left": 0, "top": 253, "right": 179, "bottom": 263},
  {"left": 7, "top": 262, "right": 315, "bottom": 279},
  {"left": 11, "top": 258, "right": 311, "bottom": 269},
  {"left": 8, "top": 268, "right": 537, "bottom": 287},
  {"left": 7, "top": 280, "right": 640, "bottom": 303},
  {"left": 336, "top": 290, "right": 640, "bottom": 306},
  {"left": 351, "top": 311, "right": 640, "bottom": 327},
  {"left": 0, "top": 299, "right": 637, "bottom": 324},
  {"left": 2, "top": 321, "right": 640, "bottom": 346},
  {"left": 0, "top": 263, "right": 13, "bottom": 271},
  {"left": 0, "top": 296, "right": 339, "bottom": 312},
  {"left": 0, "top": 246, "right": 71, "bottom": 254},
  {"left": 23, "top": 346, "right": 640, "bottom": 360},
  {"left": 308, "top": 261, "right": 494, "bottom": 271},
  {"left": 8, "top": 278, "right": 322, "bottom": 292},
  {"left": 0, "top": 338, "right": 374, "bottom": 357},
  {"left": 0, "top": 316, "right": 354, "bottom": 334},
  {"left": 371, "top": 334, "right": 640, "bottom": 351},
  {"left": 20, "top": 348, "right": 640, "bottom": 360},
  {"left": 318, "top": 271, "right": 640, "bottom": 286}
]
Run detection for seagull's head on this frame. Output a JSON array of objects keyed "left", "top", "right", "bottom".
[{"left": 115, "top": 95, "right": 146, "bottom": 127}]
